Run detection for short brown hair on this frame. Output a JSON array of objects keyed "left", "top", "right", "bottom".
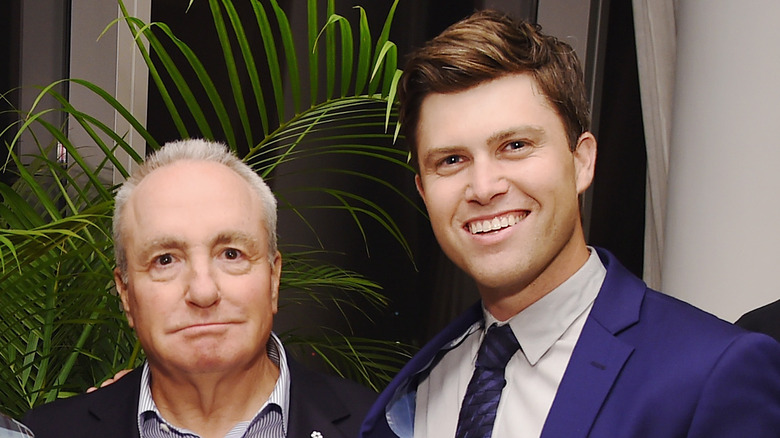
[{"left": 399, "top": 10, "right": 591, "bottom": 171}]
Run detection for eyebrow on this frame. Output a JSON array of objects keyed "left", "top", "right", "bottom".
[
  {"left": 421, "top": 125, "right": 548, "bottom": 168},
  {"left": 485, "top": 125, "right": 546, "bottom": 146},
  {"left": 136, "top": 237, "right": 187, "bottom": 262},
  {"left": 136, "top": 231, "right": 262, "bottom": 261},
  {"left": 212, "top": 231, "right": 262, "bottom": 253},
  {"left": 419, "top": 145, "right": 464, "bottom": 170}
]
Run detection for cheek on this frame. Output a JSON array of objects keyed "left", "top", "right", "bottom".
[
  {"left": 233, "top": 271, "right": 277, "bottom": 310},
  {"left": 128, "top": 297, "right": 158, "bottom": 326},
  {"left": 126, "top": 280, "right": 178, "bottom": 322},
  {"left": 526, "top": 158, "right": 577, "bottom": 197},
  {"left": 244, "top": 289, "right": 277, "bottom": 327},
  {"left": 421, "top": 180, "right": 458, "bottom": 214},
  {"left": 424, "top": 197, "right": 454, "bottom": 235}
]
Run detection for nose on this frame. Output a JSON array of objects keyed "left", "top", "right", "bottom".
[
  {"left": 465, "top": 159, "right": 508, "bottom": 205},
  {"left": 185, "top": 258, "right": 220, "bottom": 308}
]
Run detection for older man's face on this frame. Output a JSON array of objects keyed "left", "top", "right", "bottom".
[{"left": 115, "top": 160, "right": 280, "bottom": 375}]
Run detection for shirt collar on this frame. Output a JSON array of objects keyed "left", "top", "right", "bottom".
[
  {"left": 483, "top": 247, "right": 606, "bottom": 365},
  {"left": 264, "top": 333, "right": 291, "bottom": 435},
  {"left": 0, "top": 414, "right": 34, "bottom": 438},
  {"left": 137, "top": 332, "right": 291, "bottom": 436}
]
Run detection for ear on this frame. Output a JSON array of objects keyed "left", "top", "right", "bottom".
[
  {"left": 414, "top": 174, "right": 426, "bottom": 199},
  {"left": 114, "top": 268, "right": 135, "bottom": 328},
  {"left": 573, "top": 132, "right": 597, "bottom": 195},
  {"left": 269, "top": 251, "right": 282, "bottom": 315}
]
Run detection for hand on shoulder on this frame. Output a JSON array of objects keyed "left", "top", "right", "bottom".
[{"left": 86, "top": 369, "right": 132, "bottom": 393}]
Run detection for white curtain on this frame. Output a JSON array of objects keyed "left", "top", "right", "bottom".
[{"left": 631, "top": 0, "right": 676, "bottom": 289}]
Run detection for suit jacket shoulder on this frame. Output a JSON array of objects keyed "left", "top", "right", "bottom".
[
  {"left": 543, "top": 248, "right": 780, "bottom": 437},
  {"left": 24, "top": 356, "right": 376, "bottom": 438},
  {"left": 22, "top": 367, "right": 142, "bottom": 438},
  {"left": 287, "top": 357, "right": 377, "bottom": 438}
]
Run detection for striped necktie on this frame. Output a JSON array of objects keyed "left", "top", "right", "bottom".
[{"left": 455, "top": 323, "right": 521, "bottom": 438}]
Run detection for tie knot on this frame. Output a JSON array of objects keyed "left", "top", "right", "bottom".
[{"left": 475, "top": 323, "right": 520, "bottom": 370}]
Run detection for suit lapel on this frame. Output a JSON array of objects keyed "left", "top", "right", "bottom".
[
  {"left": 541, "top": 249, "right": 645, "bottom": 438},
  {"left": 540, "top": 319, "right": 634, "bottom": 437},
  {"left": 287, "top": 358, "right": 355, "bottom": 438},
  {"left": 360, "top": 303, "right": 483, "bottom": 437},
  {"left": 87, "top": 367, "right": 143, "bottom": 438}
]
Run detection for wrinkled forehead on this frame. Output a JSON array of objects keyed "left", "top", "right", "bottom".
[{"left": 121, "top": 161, "right": 267, "bottom": 243}]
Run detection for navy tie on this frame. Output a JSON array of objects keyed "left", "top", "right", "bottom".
[{"left": 455, "top": 323, "right": 521, "bottom": 438}]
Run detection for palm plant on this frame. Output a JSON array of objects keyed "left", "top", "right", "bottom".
[{"left": 0, "top": 0, "right": 418, "bottom": 419}]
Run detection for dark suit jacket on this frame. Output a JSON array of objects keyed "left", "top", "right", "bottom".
[
  {"left": 736, "top": 298, "right": 780, "bottom": 343},
  {"left": 24, "top": 355, "right": 376, "bottom": 438},
  {"left": 360, "top": 248, "right": 780, "bottom": 437}
]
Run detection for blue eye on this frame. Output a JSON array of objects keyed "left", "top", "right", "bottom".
[
  {"left": 431, "top": 152, "right": 468, "bottom": 175},
  {"left": 443, "top": 155, "right": 461, "bottom": 165}
]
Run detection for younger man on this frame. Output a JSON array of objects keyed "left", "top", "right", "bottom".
[{"left": 361, "top": 10, "right": 780, "bottom": 437}]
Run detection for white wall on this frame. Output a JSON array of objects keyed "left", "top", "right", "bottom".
[
  {"left": 663, "top": 0, "right": 780, "bottom": 321},
  {"left": 18, "top": 0, "right": 69, "bottom": 162},
  {"left": 68, "top": 0, "right": 150, "bottom": 184},
  {"left": 17, "top": 1, "right": 149, "bottom": 181}
]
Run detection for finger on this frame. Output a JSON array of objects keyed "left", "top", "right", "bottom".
[{"left": 99, "top": 369, "right": 132, "bottom": 388}]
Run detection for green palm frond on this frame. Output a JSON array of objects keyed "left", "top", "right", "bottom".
[
  {"left": 119, "top": 0, "right": 409, "bottom": 252},
  {"left": 0, "top": 179, "right": 138, "bottom": 417},
  {"left": 283, "top": 331, "right": 414, "bottom": 391}
]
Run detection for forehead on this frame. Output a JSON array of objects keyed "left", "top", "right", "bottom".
[
  {"left": 416, "top": 74, "right": 565, "bottom": 148},
  {"left": 122, "top": 160, "right": 266, "bottom": 246}
]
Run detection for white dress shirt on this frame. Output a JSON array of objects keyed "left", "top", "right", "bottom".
[{"left": 414, "top": 248, "right": 606, "bottom": 438}]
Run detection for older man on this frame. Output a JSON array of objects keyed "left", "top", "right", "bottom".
[
  {"left": 24, "top": 139, "right": 375, "bottom": 438},
  {"left": 360, "top": 10, "right": 780, "bottom": 438}
]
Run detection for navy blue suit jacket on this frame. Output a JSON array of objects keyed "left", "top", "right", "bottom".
[
  {"left": 24, "top": 356, "right": 376, "bottom": 438},
  {"left": 360, "top": 248, "right": 780, "bottom": 437}
]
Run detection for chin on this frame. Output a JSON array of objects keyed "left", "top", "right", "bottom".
[
  {"left": 472, "top": 264, "right": 537, "bottom": 294},
  {"left": 468, "top": 259, "right": 524, "bottom": 282},
  {"left": 184, "top": 355, "right": 244, "bottom": 374}
]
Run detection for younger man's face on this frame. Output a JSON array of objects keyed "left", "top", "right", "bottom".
[{"left": 413, "top": 73, "right": 596, "bottom": 314}]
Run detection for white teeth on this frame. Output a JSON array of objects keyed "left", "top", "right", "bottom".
[{"left": 469, "top": 213, "right": 524, "bottom": 234}]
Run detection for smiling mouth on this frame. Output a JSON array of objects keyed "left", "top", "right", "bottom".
[{"left": 467, "top": 212, "right": 527, "bottom": 235}]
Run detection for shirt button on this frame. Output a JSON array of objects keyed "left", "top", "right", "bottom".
[{"left": 160, "top": 423, "right": 170, "bottom": 433}]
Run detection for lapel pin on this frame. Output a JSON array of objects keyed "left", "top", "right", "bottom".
[{"left": 310, "top": 431, "right": 323, "bottom": 438}]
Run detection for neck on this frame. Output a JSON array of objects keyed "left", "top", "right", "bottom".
[
  {"left": 149, "top": 355, "right": 279, "bottom": 438},
  {"left": 481, "top": 240, "right": 591, "bottom": 321}
]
